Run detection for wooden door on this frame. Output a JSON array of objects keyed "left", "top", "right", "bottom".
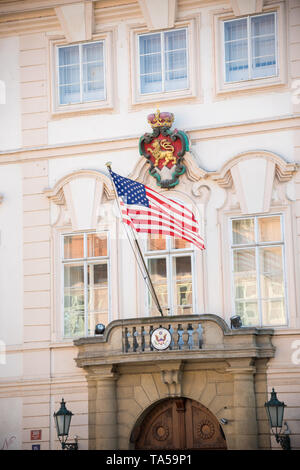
[{"left": 134, "top": 398, "right": 227, "bottom": 450}]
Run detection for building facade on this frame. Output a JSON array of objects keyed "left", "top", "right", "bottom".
[{"left": 0, "top": 0, "right": 300, "bottom": 450}]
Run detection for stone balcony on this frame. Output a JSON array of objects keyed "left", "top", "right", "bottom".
[
  {"left": 74, "top": 314, "right": 276, "bottom": 450},
  {"left": 74, "top": 314, "right": 275, "bottom": 367}
]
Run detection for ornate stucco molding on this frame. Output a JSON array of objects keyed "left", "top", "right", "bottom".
[
  {"left": 44, "top": 169, "right": 114, "bottom": 229},
  {"left": 138, "top": 0, "right": 177, "bottom": 31},
  {"left": 211, "top": 151, "right": 297, "bottom": 214}
]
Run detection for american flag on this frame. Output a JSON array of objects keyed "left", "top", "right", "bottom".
[{"left": 110, "top": 170, "right": 205, "bottom": 250}]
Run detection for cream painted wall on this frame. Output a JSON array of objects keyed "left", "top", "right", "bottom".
[
  {"left": 48, "top": 151, "right": 140, "bottom": 188},
  {"left": 0, "top": 164, "right": 23, "bottom": 347},
  {"left": 0, "top": 37, "right": 22, "bottom": 151},
  {"left": 0, "top": 397, "right": 22, "bottom": 450},
  {"left": 192, "top": 130, "right": 295, "bottom": 171},
  {"left": 47, "top": 93, "right": 293, "bottom": 146}
]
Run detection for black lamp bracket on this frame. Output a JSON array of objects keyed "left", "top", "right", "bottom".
[{"left": 61, "top": 436, "right": 78, "bottom": 451}]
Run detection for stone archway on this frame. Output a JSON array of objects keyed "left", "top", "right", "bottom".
[{"left": 131, "top": 397, "right": 227, "bottom": 450}]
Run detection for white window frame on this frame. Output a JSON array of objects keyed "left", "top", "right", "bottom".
[
  {"left": 137, "top": 28, "right": 189, "bottom": 96},
  {"left": 56, "top": 40, "right": 106, "bottom": 106},
  {"left": 213, "top": 3, "right": 286, "bottom": 96},
  {"left": 229, "top": 214, "right": 288, "bottom": 327},
  {"left": 49, "top": 32, "right": 114, "bottom": 116},
  {"left": 223, "top": 12, "right": 278, "bottom": 84},
  {"left": 129, "top": 17, "right": 199, "bottom": 106},
  {"left": 144, "top": 236, "right": 197, "bottom": 316},
  {"left": 61, "top": 231, "right": 111, "bottom": 338}
]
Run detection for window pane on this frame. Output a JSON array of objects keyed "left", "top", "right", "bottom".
[
  {"left": 251, "top": 13, "right": 275, "bottom": 36},
  {"left": 225, "top": 19, "right": 247, "bottom": 41},
  {"left": 235, "top": 300, "right": 259, "bottom": 326},
  {"left": 139, "top": 33, "right": 161, "bottom": 54},
  {"left": 64, "top": 235, "right": 84, "bottom": 259},
  {"left": 88, "top": 263, "right": 108, "bottom": 312},
  {"left": 64, "top": 264, "right": 84, "bottom": 288},
  {"left": 83, "top": 81, "right": 105, "bottom": 101},
  {"left": 82, "top": 42, "right": 104, "bottom": 63},
  {"left": 225, "top": 39, "right": 248, "bottom": 62},
  {"left": 139, "top": 33, "right": 162, "bottom": 94},
  {"left": 147, "top": 234, "right": 167, "bottom": 251},
  {"left": 165, "top": 29, "right": 186, "bottom": 51},
  {"left": 173, "top": 256, "right": 192, "bottom": 315},
  {"left": 164, "top": 30, "right": 188, "bottom": 91},
  {"left": 251, "top": 14, "right": 276, "bottom": 79},
  {"left": 87, "top": 233, "right": 108, "bottom": 257},
  {"left": 64, "top": 264, "right": 84, "bottom": 337},
  {"left": 83, "top": 62, "right": 104, "bottom": 83},
  {"left": 64, "top": 311, "right": 85, "bottom": 337},
  {"left": 234, "top": 274, "right": 257, "bottom": 299},
  {"left": 148, "top": 258, "right": 168, "bottom": 315},
  {"left": 259, "top": 246, "right": 283, "bottom": 273},
  {"left": 59, "top": 83, "right": 80, "bottom": 105},
  {"left": 258, "top": 216, "right": 281, "bottom": 242},
  {"left": 262, "top": 299, "right": 285, "bottom": 326},
  {"left": 224, "top": 19, "right": 249, "bottom": 82},
  {"left": 233, "top": 249, "right": 256, "bottom": 272},
  {"left": 59, "top": 46, "right": 79, "bottom": 66},
  {"left": 173, "top": 238, "right": 191, "bottom": 250},
  {"left": 59, "top": 65, "right": 80, "bottom": 86},
  {"left": 261, "top": 272, "right": 284, "bottom": 298},
  {"left": 232, "top": 219, "right": 255, "bottom": 245}
]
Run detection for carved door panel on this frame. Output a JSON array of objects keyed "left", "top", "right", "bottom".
[
  {"left": 134, "top": 398, "right": 226, "bottom": 450},
  {"left": 185, "top": 399, "right": 227, "bottom": 449}
]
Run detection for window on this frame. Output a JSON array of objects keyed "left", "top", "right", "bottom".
[
  {"left": 62, "top": 232, "right": 109, "bottom": 337},
  {"left": 138, "top": 28, "right": 188, "bottom": 94},
  {"left": 144, "top": 235, "right": 195, "bottom": 316},
  {"left": 224, "top": 12, "right": 277, "bottom": 83},
  {"left": 231, "top": 215, "right": 287, "bottom": 327},
  {"left": 57, "top": 41, "right": 105, "bottom": 105}
]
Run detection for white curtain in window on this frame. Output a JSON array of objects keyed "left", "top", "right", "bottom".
[
  {"left": 139, "top": 33, "right": 162, "bottom": 94},
  {"left": 251, "top": 14, "right": 276, "bottom": 79},
  {"left": 164, "top": 30, "right": 188, "bottom": 91},
  {"left": 58, "top": 42, "right": 105, "bottom": 105}
]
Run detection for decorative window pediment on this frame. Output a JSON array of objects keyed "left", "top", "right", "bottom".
[
  {"left": 44, "top": 170, "right": 114, "bottom": 230},
  {"left": 211, "top": 151, "right": 297, "bottom": 214}
]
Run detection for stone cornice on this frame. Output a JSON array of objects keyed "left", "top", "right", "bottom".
[{"left": 0, "top": 114, "right": 299, "bottom": 167}]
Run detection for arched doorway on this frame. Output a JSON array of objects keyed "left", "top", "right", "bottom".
[{"left": 131, "top": 397, "right": 227, "bottom": 450}]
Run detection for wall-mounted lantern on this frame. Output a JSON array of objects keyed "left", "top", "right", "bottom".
[
  {"left": 265, "top": 388, "right": 291, "bottom": 450},
  {"left": 53, "top": 398, "right": 78, "bottom": 450}
]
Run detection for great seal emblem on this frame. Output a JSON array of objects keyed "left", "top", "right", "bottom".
[{"left": 151, "top": 327, "right": 172, "bottom": 351}]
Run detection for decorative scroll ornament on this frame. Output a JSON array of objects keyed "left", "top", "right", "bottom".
[{"left": 139, "top": 109, "right": 189, "bottom": 189}]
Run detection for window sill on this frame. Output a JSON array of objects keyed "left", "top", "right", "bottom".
[
  {"left": 51, "top": 100, "right": 115, "bottom": 119},
  {"left": 215, "top": 75, "right": 287, "bottom": 98},
  {"left": 130, "top": 88, "right": 200, "bottom": 110}
]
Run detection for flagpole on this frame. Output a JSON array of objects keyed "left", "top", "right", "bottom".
[{"left": 105, "top": 162, "right": 164, "bottom": 317}]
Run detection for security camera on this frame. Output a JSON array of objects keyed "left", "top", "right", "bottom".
[{"left": 220, "top": 418, "right": 228, "bottom": 425}]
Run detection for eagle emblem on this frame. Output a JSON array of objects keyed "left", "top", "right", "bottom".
[{"left": 151, "top": 327, "right": 172, "bottom": 351}]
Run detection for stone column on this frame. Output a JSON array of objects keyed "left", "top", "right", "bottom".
[
  {"left": 227, "top": 359, "right": 258, "bottom": 450},
  {"left": 87, "top": 365, "right": 119, "bottom": 450}
]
